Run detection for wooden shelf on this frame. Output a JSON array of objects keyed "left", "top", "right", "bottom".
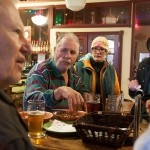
[
  {"left": 32, "top": 51, "right": 50, "bottom": 54},
  {"left": 53, "top": 2, "right": 131, "bottom": 28},
  {"left": 17, "top": 0, "right": 65, "bottom": 8}
]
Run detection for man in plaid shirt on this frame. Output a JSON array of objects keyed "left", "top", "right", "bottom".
[{"left": 23, "top": 33, "right": 88, "bottom": 112}]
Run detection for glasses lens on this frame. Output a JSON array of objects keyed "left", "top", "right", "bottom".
[{"left": 92, "top": 47, "right": 106, "bottom": 52}]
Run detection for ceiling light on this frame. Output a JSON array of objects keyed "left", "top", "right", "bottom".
[
  {"left": 31, "top": 15, "right": 48, "bottom": 26},
  {"left": 65, "top": 0, "right": 86, "bottom": 11}
]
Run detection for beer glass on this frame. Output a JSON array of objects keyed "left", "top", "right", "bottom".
[
  {"left": 85, "top": 93, "right": 100, "bottom": 113},
  {"left": 105, "top": 95, "right": 121, "bottom": 112},
  {"left": 27, "top": 100, "right": 45, "bottom": 138}
]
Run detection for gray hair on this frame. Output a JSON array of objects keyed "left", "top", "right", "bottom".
[
  {"left": 56, "top": 32, "right": 80, "bottom": 50},
  {"left": 13, "top": 0, "right": 18, "bottom": 4}
]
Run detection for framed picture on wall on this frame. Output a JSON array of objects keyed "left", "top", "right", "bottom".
[{"left": 24, "top": 26, "right": 31, "bottom": 44}]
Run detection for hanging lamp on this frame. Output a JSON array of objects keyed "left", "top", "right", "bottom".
[
  {"left": 31, "top": 15, "right": 47, "bottom": 26},
  {"left": 31, "top": 10, "right": 48, "bottom": 26},
  {"left": 65, "top": 0, "right": 86, "bottom": 11}
]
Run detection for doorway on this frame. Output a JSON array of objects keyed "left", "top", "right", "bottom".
[{"left": 75, "top": 31, "right": 123, "bottom": 85}]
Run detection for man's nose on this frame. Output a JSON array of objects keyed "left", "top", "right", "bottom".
[{"left": 21, "top": 42, "right": 32, "bottom": 55}]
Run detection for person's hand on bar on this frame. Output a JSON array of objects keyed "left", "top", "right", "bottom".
[
  {"left": 54, "top": 86, "right": 85, "bottom": 111},
  {"left": 128, "top": 79, "right": 141, "bottom": 91},
  {"left": 146, "top": 100, "right": 150, "bottom": 113}
]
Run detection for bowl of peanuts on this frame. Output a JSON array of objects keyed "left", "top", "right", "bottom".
[{"left": 54, "top": 110, "right": 87, "bottom": 121}]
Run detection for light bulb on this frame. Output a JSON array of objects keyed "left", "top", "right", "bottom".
[{"left": 31, "top": 15, "right": 48, "bottom": 26}]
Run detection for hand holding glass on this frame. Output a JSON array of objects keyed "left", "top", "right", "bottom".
[{"left": 27, "top": 100, "right": 45, "bottom": 138}]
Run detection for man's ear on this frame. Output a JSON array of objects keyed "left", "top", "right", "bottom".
[
  {"left": 147, "top": 37, "right": 150, "bottom": 52},
  {"left": 54, "top": 47, "right": 56, "bottom": 52}
]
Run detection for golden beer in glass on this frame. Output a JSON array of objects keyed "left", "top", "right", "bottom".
[{"left": 27, "top": 100, "right": 45, "bottom": 138}]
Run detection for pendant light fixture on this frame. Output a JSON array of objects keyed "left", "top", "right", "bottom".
[
  {"left": 31, "top": 10, "right": 48, "bottom": 26},
  {"left": 31, "top": 15, "right": 47, "bottom": 26},
  {"left": 65, "top": 0, "right": 86, "bottom": 11}
]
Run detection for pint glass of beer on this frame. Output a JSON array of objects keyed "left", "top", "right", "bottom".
[
  {"left": 85, "top": 93, "right": 101, "bottom": 113},
  {"left": 27, "top": 100, "right": 45, "bottom": 138}
]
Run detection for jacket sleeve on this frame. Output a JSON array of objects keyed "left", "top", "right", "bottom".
[
  {"left": 23, "top": 70, "right": 59, "bottom": 111},
  {"left": 74, "top": 61, "right": 84, "bottom": 77},
  {"left": 5, "top": 138, "right": 36, "bottom": 150},
  {"left": 129, "top": 89, "right": 136, "bottom": 98},
  {"left": 74, "top": 63, "right": 90, "bottom": 93}
]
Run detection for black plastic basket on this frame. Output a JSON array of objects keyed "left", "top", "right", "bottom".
[{"left": 73, "top": 112, "right": 134, "bottom": 148}]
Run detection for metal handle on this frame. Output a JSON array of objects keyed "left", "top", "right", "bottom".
[{"left": 133, "top": 89, "right": 144, "bottom": 143}]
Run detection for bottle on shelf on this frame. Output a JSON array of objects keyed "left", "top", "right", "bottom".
[
  {"left": 35, "top": 40, "right": 38, "bottom": 52},
  {"left": 40, "top": 41, "right": 43, "bottom": 52},
  {"left": 37, "top": 41, "right": 40, "bottom": 52},
  {"left": 45, "top": 40, "right": 49, "bottom": 52},
  {"left": 31, "top": 40, "right": 50, "bottom": 53},
  {"left": 31, "top": 40, "right": 36, "bottom": 52}
]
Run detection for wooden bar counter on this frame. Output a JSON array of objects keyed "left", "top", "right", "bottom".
[
  {"left": 31, "top": 134, "right": 133, "bottom": 150},
  {"left": 29, "top": 101, "right": 148, "bottom": 150},
  {"left": 30, "top": 123, "right": 148, "bottom": 150}
]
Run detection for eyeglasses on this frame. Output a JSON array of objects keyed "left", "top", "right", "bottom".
[{"left": 92, "top": 47, "right": 107, "bottom": 53}]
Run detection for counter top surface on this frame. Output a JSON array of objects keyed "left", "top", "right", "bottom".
[
  {"left": 30, "top": 123, "right": 148, "bottom": 150},
  {"left": 28, "top": 101, "right": 148, "bottom": 150},
  {"left": 31, "top": 135, "right": 133, "bottom": 150}
]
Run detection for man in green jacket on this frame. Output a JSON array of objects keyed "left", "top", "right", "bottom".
[{"left": 75, "top": 36, "right": 120, "bottom": 111}]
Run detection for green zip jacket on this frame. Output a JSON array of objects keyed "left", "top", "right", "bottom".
[{"left": 75, "top": 53, "right": 120, "bottom": 110}]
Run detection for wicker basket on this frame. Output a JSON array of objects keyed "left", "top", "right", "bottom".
[{"left": 73, "top": 112, "right": 134, "bottom": 148}]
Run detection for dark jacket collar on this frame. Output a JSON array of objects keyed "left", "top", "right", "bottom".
[{"left": 0, "top": 89, "right": 13, "bottom": 106}]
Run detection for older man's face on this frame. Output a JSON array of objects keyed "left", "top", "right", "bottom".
[
  {"left": 54, "top": 38, "right": 79, "bottom": 73},
  {"left": 0, "top": 0, "right": 32, "bottom": 88}
]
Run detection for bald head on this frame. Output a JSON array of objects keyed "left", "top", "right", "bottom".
[
  {"left": 0, "top": 0, "right": 32, "bottom": 89},
  {"left": 0, "top": 0, "right": 22, "bottom": 23},
  {"left": 0, "top": 0, "right": 16, "bottom": 9}
]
